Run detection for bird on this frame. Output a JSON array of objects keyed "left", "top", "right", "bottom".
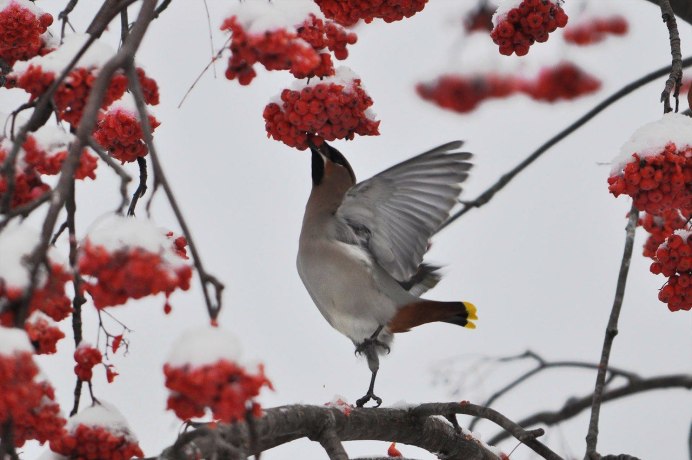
[{"left": 296, "top": 139, "right": 477, "bottom": 407}]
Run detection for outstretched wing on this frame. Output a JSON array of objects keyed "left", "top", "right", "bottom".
[{"left": 335, "top": 141, "right": 472, "bottom": 282}]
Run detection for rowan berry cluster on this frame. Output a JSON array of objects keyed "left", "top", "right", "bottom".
[
  {"left": 221, "top": 12, "right": 356, "bottom": 84},
  {"left": 74, "top": 344, "right": 103, "bottom": 381},
  {"left": 0, "top": 0, "right": 53, "bottom": 66},
  {"left": 524, "top": 62, "right": 601, "bottom": 102},
  {"left": 490, "top": 0, "right": 568, "bottom": 56},
  {"left": 78, "top": 228, "right": 192, "bottom": 309},
  {"left": 164, "top": 359, "right": 272, "bottom": 422},
  {"left": 315, "top": 0, "right": 428, "bottom": 26},
  {"left": 639, "top": 210, "right": 689, "bottom": 259},
  {"left": 650, "top": 232, "right": 692, "bottom": 311},
  {"left": 608, "top": 143, "right": 692, "bottom": 215},
  {"left": 564, "top": 15, "right": 628, "bottom": 46},
  {"left": 0, "top": 328, "right": 66, "bottom": 448},
  {"left": 50, "top": 405, "right": 144, "bottom": 460},
  {"left": 264, "top": 75, "right": 379, "bottom": 149},
  {"left": 416, "top": 74, "right": 518, "bottom": 113},
  {"left": 25, "top": 312, "right": 65, "bottom": 354},
  {"left": 94, "top": 106, "right": 160, "bottom": 164}
]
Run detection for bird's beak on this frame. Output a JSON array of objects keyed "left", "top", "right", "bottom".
[{"left": 308, "top": 138, "right": 329, "bottom": 161}]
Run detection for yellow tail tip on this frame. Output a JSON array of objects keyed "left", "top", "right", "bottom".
[
  {"left": 463, "top": 301, "right": 478, "bottom": 321},
  {"left": 464, "top": 320, "right": 476, "bottom": 330}
]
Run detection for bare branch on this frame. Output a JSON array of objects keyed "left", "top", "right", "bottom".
[
  {"left": 440, "top": 57, "right": 692, "bottom": 231},
  {"left": 584, "top": 206, "right": 639, "bottom": 459},
  {"left": 86, "top": 137, "right": 132, "bottom": 214},
  {"left": 658, "top": 0, "right": 683, "bottom": 112},
  {"left": 489, "top": 374, "right": 692, "bottom": 445},
  {"left": 127, "top": 157, "right": 148, "bottom": 216},
  {"left": 644, "top": 0, "right": 692, "bottom": 26}
]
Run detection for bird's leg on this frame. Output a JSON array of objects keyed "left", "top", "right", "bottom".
[{"left": 355, "top": 325, "right": 386, "bottom": 408}]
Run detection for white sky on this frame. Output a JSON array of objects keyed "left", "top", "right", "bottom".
[{"left": 2, "top": 1, "right": 690, "bottom": 459}]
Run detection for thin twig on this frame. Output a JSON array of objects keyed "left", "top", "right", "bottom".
[
  {"left": 440, "top": 56, "right": 692, "bottom": 231},
  {"left": 177, "top": 37, "right": 231, "bottom": 108},
  {"left": 583, "top": 205, "right": 639, "bottom": 459},
  {"left": 126, "top": 65, "right": 225, "bottom": 320},
  {"left": 127, "top": 157, "right": 148, "bottom": 216},
  {"left": 87, "top": 137, "right": 132, "bottom": 214},
  {"left": 659, "top": 0, "right": 683, "bottom": 113},
  {"left": 202, "top": 0, "right": 217, "bottom": 78}
]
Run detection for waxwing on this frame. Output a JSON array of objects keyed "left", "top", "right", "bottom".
[{"left": 297, "top": 140, "right": 477, "bottom": 407}]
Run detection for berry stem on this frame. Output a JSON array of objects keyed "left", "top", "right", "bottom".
[{"left": 584, "top": 204, "right": 639, "bottom": 459}]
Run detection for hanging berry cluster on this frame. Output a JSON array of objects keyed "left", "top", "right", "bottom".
[
  {"left": 315, "top": 0, "right": 428, "bottom": 26},
  {"left": 49, "top": 404, "right": 144, "bottom": 460},
  {"left": 221, "top": 10, "right": 356, "bottom": 85},
  {"left": 0, "top": 327, "right": 67, "bottom": 448},
  {"left": 491, "top": 0, "right": 568, "bottom": 56},
  {"left": 164, "top": 327, "right": 273, "bottom": 423},
  {"left": 609, "top": 113, "right": 692, "bottom": 312},
  {"left": 78, "top": 216, "right": 192, "bottom": 310},
  {"left": 0, "top": 0, "right": 53, "bottom": 66},
  {"left": 417, "top": 62, "right": 600, "bottom": 114},
  {"left": 74, "top": 344, "right": 103, "bottom": 381},
  {"left": 564, "top": 15, "right": 628, "bottom": 46},
  {"left": 25, "top": 312, "right": 65, "bottom": 354},
  {"left": 264, "top": 69, "right": 380, "bottom": 149}
]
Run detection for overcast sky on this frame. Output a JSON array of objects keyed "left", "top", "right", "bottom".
[{"left": 5, "top": 1, "right": 691, "bottom": 459}]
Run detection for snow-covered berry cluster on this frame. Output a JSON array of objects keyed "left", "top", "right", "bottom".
[
  {"left": 221, "top": 7, "right": 356, "bottom": 84},
  {"left": 650, "top": 232, "right": 692, "bottom": 311},
  {"left": 416, "top": 74, "right": 518, "bottom": 114},
  {"left": 564, "top": 15, "right": 628, "bottom": 46},
  {"left": 164, "top": 327, "right": 272, "bottom": 423},
  {"left": 608, "top": 143, "right": 692, "bottom": 215},
  {"left": 491, "top": 0, "right": 568, "bottom": 56},
  {"left": 74, "top": 344, "right": 103, "bottom": 381},
  {"left": 93, "top": 96, "right": 160, "bottom": 164},
  {"left": 610, "top": 113, "right": 692, "bottom": 313},
  {"left": 78, "top": 215, "right": 192, "bottom": 310},
  {"left": 0, "top": 327, "right": 66, "bottom": 448},
  {"left": 315, "top": 0, "right": 428, "bottom": 26},
  {"left": 25, "top": 312, "right": 65, "bottom": 354},
  {"left": 0, "top": 0, "right": 53, "bottom": 66},
  {"left": 50, "top": 403, "right": 144, "bottom": 460},
  {"left": 264, "top": 68, "right": 379, "bottom": 149},
  {"left": 524, "top": 62, "right": 601, "bottom": 102}
]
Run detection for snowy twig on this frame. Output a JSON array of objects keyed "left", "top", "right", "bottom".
[
  {"left": 126, "top": 65, "right": 225, "bottom": 320},
  {"left": 659, "top": 0, "right": 683, "bottom": 113},
  {"left": 467, "top": 350, "right": 640, "bottom": 431},
  {"left": 439, "top": 57, "right": 692, "bottom": 231},
  {"left": 127, "top": 157, "right": 148, "bottom": 216},
  {"left": 584, "top": 205, "right": 639, "bottom": 459},
  {"left": 489, "top": 373, "right": 692, "bottom": 445}
]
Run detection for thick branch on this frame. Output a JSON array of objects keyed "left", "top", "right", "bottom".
[
  {"left": 659, "top": 0, "right": 683, "bottom": 112},
  {"left": 584, "top": 206, "right": 639, "bottom": 459},
  {"left": 440, "top": 57, "right": 692, "bottom": 231},
  {"left": 644, "top": 0, "right": 692, "bottom": 26},
  {"left": 489, "top": 374, "right": 692, "bottom": 445}
]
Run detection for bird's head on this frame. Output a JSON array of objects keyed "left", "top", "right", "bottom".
[{"left": 309, "top": 139, "right": 356, "bottom": 187}]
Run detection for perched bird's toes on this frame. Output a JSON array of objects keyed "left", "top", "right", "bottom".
[{"left": 356, "top": 391, "right": 382, "bottom": 408}]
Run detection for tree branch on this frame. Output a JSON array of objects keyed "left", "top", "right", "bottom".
[
  {"left": 658, "top": 0, "right": 683, "bottom": 113},
  {"left": 584, "top": 205, "right": 639, "bottom": 459},
  {"left": 489, "top": 374, "right": 692, "bottom": 445},
  {"left": 644, "top": 0, "right": 692, "bottom": 26},
  {"left": 439, "top": 57, "right": 692, "bottom": 231}
]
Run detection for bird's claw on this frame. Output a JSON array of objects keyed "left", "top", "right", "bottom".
[
  {"left": 354, "top": 337, "right": 390, "bottom": 356},
  {"left": 356, "top": 391, "right": 382, "bottom": 408}
]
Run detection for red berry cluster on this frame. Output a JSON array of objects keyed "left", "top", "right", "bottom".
[
  {"left": 0, "top": 346, "right": 66, "bottom": 447},
  {"left": 490, "top": 0, "right": 568, "bottom": 56},
  {"left": 524, "top": 62, "right": 601, "bottom": 102},
  {"left": 164, "top": 360, "right": 272, "bottom": 422},
  {"left": 0, "top": 159, "right": 48, "bottom": 209},
  {"left": 639, "top": 210, "right": 689, "bottom": 259},
  {"left": 135, "top": 67, "right": 160, "bottom": 105},
  {"left": 608, "top": 144, "right": 692, "bottom": 215},
  {"left": 0, "top": 263, "right": 72, "bottom": 327},
  {"left": 78, "top": 238, "right": 192, "bottom": 309},
  {"left": 416, "top": 74, "right": 518, "bottom": 114},
  {"left": 387, "top": 442, "right": 403, "bottom": 457},
  {"left": 94, "top": 108, "right": 160, "bottom": 164},
  {"left": 315, "top": 0, "right": 428, "bottom": 26},
  {"left": 264, "top": 79, "right": 380, "bottom": 149},
  {"left": 50, "top": 423, "right": 144, "bottom": 459},
  {"left": 74, "top": 345, "right": 102, "bottom": 381},
  {"left": 167, "top": 232, "right": 189, "bottom": 259},
  {"left": 0, "top": 1, "right": 53, "bottom": 66},
  {"left": 463, "top": 3, "right": 495, "bottom": 33},
  {"left": 221, "top": 14, "right": 356, "bottom": 84},
  {"left": 650, "top": 232, "right": 692, "bottom": 311},
  {"left": 25, "top": 313, "right": 65, "bottom": 354},
  {"left": 564, "top": 15, "right": 628, "bottom": 46}
]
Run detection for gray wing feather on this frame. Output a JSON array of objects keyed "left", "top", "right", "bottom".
[{"left": 336, "top": 141, "right": 473, "bottom": 282}]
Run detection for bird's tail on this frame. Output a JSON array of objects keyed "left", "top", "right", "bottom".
[{"left": 387, "top": 300, "right": 478, "bottom": 333}]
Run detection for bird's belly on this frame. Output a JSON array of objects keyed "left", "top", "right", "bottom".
[{"left": 297, "top": 241, "right": 399, "bottom": 343}]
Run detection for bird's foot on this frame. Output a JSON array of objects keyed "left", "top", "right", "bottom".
[
  {"left": 356, "top": 390, "right": 382, "bottom": 408},
  {"left": 354, "top": 337, "right": 390, "bottom": 356}
]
